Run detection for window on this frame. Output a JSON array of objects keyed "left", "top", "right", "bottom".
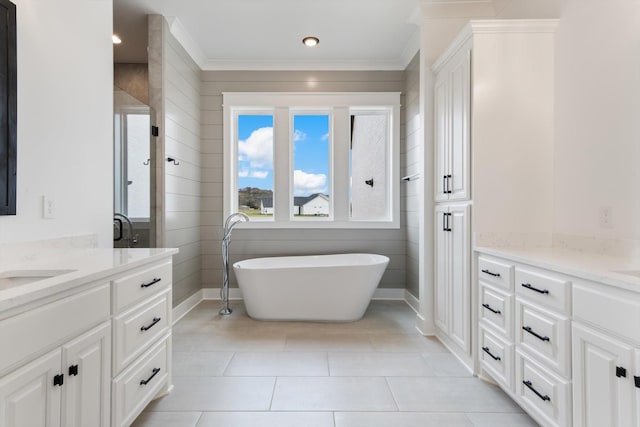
[{"left": 223, "top": 92, "right": 400, "bottom": 228}]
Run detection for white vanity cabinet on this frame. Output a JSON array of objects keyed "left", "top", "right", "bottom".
[
  {"left": 571, "top": 280, "right": 640, "bottom": 427},
  {"left": 0, "top": 250, "right": 176, "bottom": 427},
  {"left": 0, "top": 284, "right": 111, "bottom": 427}
]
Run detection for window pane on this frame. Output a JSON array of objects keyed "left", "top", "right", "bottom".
[
  {"left": 237, "top": 115, "right": 274, "bottom": 219},
  {"left": 350, "top": 113, "right": 389, "bottom": 220},
  {"left": 292, "top": 114, "right": 330, "bottom": 218},
  {"left": 126, "top": 113, "right": 150, "bottom": 219}
]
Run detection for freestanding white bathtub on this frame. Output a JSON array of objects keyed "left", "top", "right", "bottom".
[{"left": 233, "top": 253, "right": 389, "bottom": 322}]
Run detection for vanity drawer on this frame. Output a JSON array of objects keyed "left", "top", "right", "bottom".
[
  {"left": 515, "top": 267, "right": 570, "bottom": 314},
  {"left": 113, "top": 289, "right": 170, "bottom": 374},
  {"left": 478, "top": 256, "right": 513, "bottom": 291},
  {"left": 112, "top": 334, "right": 170, "bottom": 427},
  {"left": 0, "top": 283, "right": 110, "bottom": 374},
  {"left": 515, "top": 350, "right": 571, "bottom": 427},
  {"left": 479, "top": 325, "right": 514, "bottom": 392},
  {"left": 515, "top": 298, "right": 570, "bottom": 377},
  {"left": 113, "top": 261, "right": 171, "bottom": 312},
  {"left": 573, "top": 280, "right": 640, "bottom": 345},
  {"left": 479, "top": 282, "right": 513, "bottom": 339}
]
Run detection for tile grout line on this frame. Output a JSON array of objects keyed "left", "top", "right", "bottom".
[
  {"left": 267, "top": 376, "right": 278, "bottom": 411},
  {"left": 221, "top": 351, "right": 236, "bottom": 376},
  {"left": 383, "top": 376, "right": 401, "bottom": 412}
]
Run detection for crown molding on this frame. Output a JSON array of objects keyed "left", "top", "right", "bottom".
[
  {"left": 399, "top": 27, "right": 421, "bottom": 70},
  {"left": 200, "top": 58, "right": 409, "bottom": 71},
  {"left": 165, "top": 16, "right": 207, "bottom": 69}
]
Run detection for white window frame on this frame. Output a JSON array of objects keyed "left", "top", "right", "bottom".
[{"left": 223, "top": 92, "right": 400, "bottom": 229}]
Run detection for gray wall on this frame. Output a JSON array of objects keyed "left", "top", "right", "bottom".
[
  {"left": 404, "top": 53, "right": 421, "bottom": 299},
  {"left": 200, "top": 71, "right": 407, "bottom": 290},
  {"left": 162, "top": 22, "right": 203, "bottom": 306}
]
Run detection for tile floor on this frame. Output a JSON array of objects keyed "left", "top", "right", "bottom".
[{"left": 133, "top": 300, "right": 538, "bottom": 427}]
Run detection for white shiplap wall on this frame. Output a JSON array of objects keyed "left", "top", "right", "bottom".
[
  {"left": 162, "top": 22, "right": 202, "bottom": 306},
  {"left": 403, "top": 53, "right": 421, "bottom": 299},
  {"left": 200, "top": 71, "right": 407, "bottom": 291}
]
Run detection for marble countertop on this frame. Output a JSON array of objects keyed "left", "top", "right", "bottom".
[
  {"left": 0, "top": 248, "right": 178, "bottom": 313},
  {"left": 475, "top": 246, "right": 640, "bottom": 292}
]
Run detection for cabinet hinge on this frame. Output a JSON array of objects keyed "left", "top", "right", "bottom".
[
  {"left": 69, "top": 365, "right": 78, "bottom": 376},
  {"left": 616, "top": 366, "right": 627, "bottom": 378},
  {"left": 151, "top": 125, "right": 159, "bottom": 137},
  {"left": 53, "top": 374, "right": 64, "bottom": 386}
]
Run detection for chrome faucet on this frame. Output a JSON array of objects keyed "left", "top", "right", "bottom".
[
  {"left": 114, "top": 213, "right": 139, "bottom": 248},
  {"left": 220, "top": 212, "right": 249, "bottom": 315}
]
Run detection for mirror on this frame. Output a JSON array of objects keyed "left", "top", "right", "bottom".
[{"left": 113, "top": 62, "right": 154, "bottom": 248}]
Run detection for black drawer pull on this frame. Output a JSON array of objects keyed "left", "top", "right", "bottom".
[
  {"left": 141, "top": 317, "right": 161, "bottom": 332},
  {"left": 523, "top": 380, "right": 551, "bottom": 402},
  {"left": 140, "top": 367, "right": 160, "bottom": 386},
  {"left": 482, "top": 346, "right": 501, "bottom": 361},
  {"left": 482, "top": 303, "right": 501, "bottom": 315},
  {"left": 634, "top": 376, "right": 640, "bottom": 388},
  {"left": 521, "top": 283, "right": 549, "bottom": 294},
  {"left": 53, "top": 374, "right": 64, "bottom": 387},
  {"left": 523, "top": 326, "right": 550, "bottom": 342},
  {"left": 141, "top": 277, "right": 161, "bottom": 288},
  {"left": 616, "top": 366, "right": 627, "bottom": 378},
  {"left": 69, "top": 365, "right": 78, "bottom": 376},
  {"left": 481, "top": 269, "right": 501, "bottom": 278},
  {"left": 446, "top": 174, "right": 452, "bottom": 193}
]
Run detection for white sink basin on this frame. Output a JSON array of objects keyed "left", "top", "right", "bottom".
[{"left": 0, "top": 269, "right": 77, "bottom": 290}]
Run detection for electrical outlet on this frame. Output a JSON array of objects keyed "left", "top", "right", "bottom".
[
  {"left": 598, "top": 206, "right": 613, "bottom": 229},
  {"left": 42, "top": 196, "right": 55, "bottom": 219}
]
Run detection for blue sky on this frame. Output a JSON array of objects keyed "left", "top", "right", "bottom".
[{"left": 238, "top": 114, "right": 329, "bottom": 196}]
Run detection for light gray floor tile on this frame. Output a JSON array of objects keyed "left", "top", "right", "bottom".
[
  {"left": 224, "top": 351, "right": 329, "bottom": 376},
  {"left": 173, "top": 330, "right": 287, "bottom": 352},
  {"left": 172, "top": 351, "right": 234, "bottom": 377},
  {"left": 329, "top": 352, "right": 434, "bottom": 376},
  {"left": 271, "top": 377, "right": 397, "bottom": 411},
  {"left": 285, "top": 333, "right": 374, "bottom": 351},
  {"left": 369, "top": 333, "right": 448, "bottom": 352},
  {"left": 131, "top": 412, "right": 202, "bottom": 427},
  {"left": 196, "top": 411, "right": 335, "bottom": 427},
  {"left": 335, "top": 412, "right": 473, "bottom": 427},
  {"left": 465, "top": 412, "right": 540, "bottom": 426},
  {"left": 422, "top": 353, "right": 473, "bottom": 377},
  {"left": 146, "top": 377, "right": 276, "bottom": 411},
  {"left": 386, "top": 377, "right": 522, "bottom": 412}
]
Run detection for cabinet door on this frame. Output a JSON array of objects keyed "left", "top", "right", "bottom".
[
  {"left": 434, "top": 76, "right": 449, "bottom": 202},
  {"left": 0, "top": 349, "right": 62, "bottom": 427},
  {"left": 448, "top": 48, "right": 470, "bottom": 201},
  {"left": 448, "top": 204, "right": 470, "bottom": 353},
  {"left": 572, "top": 322, "right": 635, "bottom": 427},
  {"left": 62, "top": 322, "right": 111, "bottom": 427},
  {"left": 434, "top": 205, "right": 449, "bottom": 332}
]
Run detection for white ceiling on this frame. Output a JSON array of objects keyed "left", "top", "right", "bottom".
[{"left": 113, "top": 0, "right": 422, "bottom": 70}]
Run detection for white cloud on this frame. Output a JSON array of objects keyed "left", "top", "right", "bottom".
[
  {"left": 321, "top": 132, "right": 329, "bottom": 141},
  {"left": 238, "top": 127, "right": 273, "bottom": 167},
  {"left": 293, "top": 170, "right": 327, "bottom": 196},
  {"left": 294, "top": 129, "right": 307, "bottom": 142},
  {"left": 238, "top": 169, "right": 269, "bottom": 179}
]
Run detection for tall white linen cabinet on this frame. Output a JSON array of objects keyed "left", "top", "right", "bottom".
[{"left": 432, "top": 20, "right": 557, "bottom": 369}]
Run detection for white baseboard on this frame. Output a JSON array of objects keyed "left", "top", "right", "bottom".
[
  {"left": 371, "top": 288, "right": 406, "bottom": 300},
  {"left": 174, "top": 287, "right": 421, "bottom": 323},
  {"left": 404, "top": 290, "right": 419, "bottom": 313},
  {"left": 172, "top": 290, "right": 203, "bottom": 325},
  {"left": 415, "top": 312, "right": 435, "bottom": 336},
  {"left": 202, "top": 287, "right": 243, "bottom": 300}
]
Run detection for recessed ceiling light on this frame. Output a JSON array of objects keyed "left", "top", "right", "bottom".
[
  {"left": 112, "top": 34, "right": 122, "bottom": 45},
  {"left": 302, "top": 36, "right": 319, "bottom": 47}
]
